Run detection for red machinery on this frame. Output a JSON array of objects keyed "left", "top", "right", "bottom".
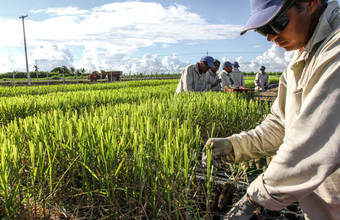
[
  {"left": 88, "top": 70, "right": 122, "bottom": 82},
  {"left": 100, "top": 70, "right": 122, "bottom": 82},
  {"left": 88, "top": 71, "right": 100, "bottom": 82}
]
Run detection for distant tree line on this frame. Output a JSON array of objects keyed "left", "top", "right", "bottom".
[
  {"left": 0, "top": 66, "right": 87, "bottom": 80},
  {"left": 0, "top": 66, "right": 282, "bottom": 80}
]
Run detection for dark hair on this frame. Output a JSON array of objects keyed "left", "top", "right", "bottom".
[
  {"left": 214, "top": 60, "right": 221, "bottom": 65},
  {"left": 295, "top": 0, "right": 328, "bottom": 6},
  {"left": 295, "top": 0, "right": 327, "bottom": 3},
  {"left": 291, "top": 0, "right": 327, "bottom": 13}
]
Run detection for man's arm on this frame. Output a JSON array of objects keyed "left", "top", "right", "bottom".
[
  {"left": 182, "top": 66, "right": 195, "bottom": 92},
  {"left": 254, "top": 73, "right": 259, "bottom": 87},
  {"left": 241, "top": 73, "right": 245, "bottom": 87},
  {"left": 233, "top": 50, "right": 340, "bottom": 211},
  {"left": 265, "top": 74, "right": 269, "bottom": 87},
  {"left": 220, "top": 73, "right": 227, "bottom": 89},
  {"left": 204, "top": 72, "right": 216, "bottom": 91}
]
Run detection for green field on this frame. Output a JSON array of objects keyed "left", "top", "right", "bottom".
[{"left": 0, "top": 78, "right": 275, "bottom": 219}]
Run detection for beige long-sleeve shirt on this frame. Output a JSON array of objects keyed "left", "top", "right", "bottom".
[
  {"left": 226, "top": 2, "right": 340, "bottom": 219},
  {"left": 219, "top": 70, "right": 233, "bottom": 89},
  {"left": 205, "top": 69, "right": 222, "bottom": 91},
  {"left": 230, "top": 68, "right": 245, "bottom": 87},
  {"left": 175, "top": 63, "right": 208, "bottom": 93},
  {"left": 255, "top": 72, "right": 269, "bottom": 91}
]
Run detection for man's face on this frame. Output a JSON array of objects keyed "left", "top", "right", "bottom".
[
  {"left": 260, "top": 69, "right": 265, "bottom": 74},
  {"left": 211, "top": 63, "right": 220, "bottom": 74},
  {"left": 200, "top": 61, "right": 212, "bottom": 73},
  {"left": 266, "top": 2, "right": 315, "bottom": 51},
  {"left": 224, "top": 65, "right": 233, "bottom": 73}
]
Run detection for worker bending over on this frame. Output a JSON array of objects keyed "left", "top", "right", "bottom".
[{"left": 203, "top": 0, "right": 340, "bottom": 219}]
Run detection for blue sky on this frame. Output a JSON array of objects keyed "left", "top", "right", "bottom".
[{"left": 0, "top": 0, "right": 299, "bottom": 74}]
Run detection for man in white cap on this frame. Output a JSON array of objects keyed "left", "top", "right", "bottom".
[
  {"left": 230, "top": 61, "right": 245, "bottom": 88},
  {"left": 254, "top": 65, "right": 269, "bottom": 92},
  {"left": 175, "top": 56, "right": 215, "bottom": 93},
  {"left": 219, "top": 61, "right": 234, "bottom": 90},
  {"left": 202, "top": 0, "right": 340, "bottom": 219}
]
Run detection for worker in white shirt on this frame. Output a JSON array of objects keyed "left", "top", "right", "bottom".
[
  {"left": 230, "top": 62, "right": 245, "bottom": 88},
  {"left": 175, "top": 56, "right": 215, "bottom": 93},
  {"left": 203, "top": 0, "right": 340, "bottom": 219},
  {"left": 219, "top": 61, "right": 234, "bottom": 90},
  {"left": 254, "top": 66, "right": 269, "bottom": 92},
  {"left": 205, "top": 59, "right": 222, "bottom": 91}
]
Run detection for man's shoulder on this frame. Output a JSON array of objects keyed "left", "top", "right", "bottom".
[
  {"left": 232, "top": 69, "right": 243, "bottom": 74},
  {"left": 218, "top": 72, "right": 226, "bottom": 77},
  {"left": 184, "top": 63, "right": 199, "bottom": 73},
  {"left": 209, "top": 71, "right": 215, "bottom": 77},
  {"left": 185, "top": 63, "right": 196, "bottom": 69}
]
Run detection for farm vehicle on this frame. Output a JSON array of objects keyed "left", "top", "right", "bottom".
[{"left": 88, "top": 70, "right": 122, "bottom": 82}]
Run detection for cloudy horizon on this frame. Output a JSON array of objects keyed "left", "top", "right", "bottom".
[{"left": 0, "top": 0, "right": 295, "bottom": 74}]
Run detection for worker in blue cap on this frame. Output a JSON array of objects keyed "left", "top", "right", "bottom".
[
  {"left": 203, "top": 0, "right": 340, "bottom": 219},
  {"left": 255, "top": 65, "right": 269, "bottom": 92},
  {"left": 219, "top": 61, "right": 234, "bottom": 89},
  {"left": 230, "top": 61, "right": 245, "bottom": 88},
  {"left": 205, "top": 59, "right": 222, "bottom": 91},
  {"left": 176, "top": 56, "right": 216, "bottom": 93}
]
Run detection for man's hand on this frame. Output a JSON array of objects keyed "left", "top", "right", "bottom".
[
  {"left": 202, "top": 138, "right": 233, "bottom": 168},
  {"left": 212, "top": 79, "right": 222, "bottom": 87},
  {"left": 224, "top": 194, "right": 260, "bottom": 220}
]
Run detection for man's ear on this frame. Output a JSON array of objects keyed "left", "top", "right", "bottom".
[{"left": 306, "top": 0, "right": 320, "bottom": 12}]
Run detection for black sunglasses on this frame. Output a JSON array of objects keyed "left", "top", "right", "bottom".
[{"left": 256, "top": 0, "right": 296, "bottom": 37}]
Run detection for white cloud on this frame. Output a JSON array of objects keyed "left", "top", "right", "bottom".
[
  {"left": 0, "top": 54, "right": 22, "bottom": 72},
  {"left": 75, "top": 48, "right": 188, "bottom": 73},
  {"left": 30, "top": 7, "right": 88, "bottom": 16},
  {"left": 0, "top": 1, "right": 294, "bottom": 74},
  {"left": 0, "top": 1, "right": 245, "bottom": 73},
  {"left": 0, "top": 18, "right": 24, "bottom": 49},
  {"left": 219, "top": 44, "right": 295, "bottom": 73},
  {"left": 251, "top": 44, "right": 294, "bottom": 72},
  {"left": 25, "top": 2, "right": 241, "bottom": 49},
  {"left": 29, "top": 45, "right": 74, "bottom": 71}
]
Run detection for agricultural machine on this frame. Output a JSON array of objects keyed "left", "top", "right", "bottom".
[{"left": 88, "top": 70, "right": 122, "bottom": 82}]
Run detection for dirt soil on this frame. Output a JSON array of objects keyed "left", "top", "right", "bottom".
[{"left": 257, "top": 86, "right": 278, "bottom": 102}]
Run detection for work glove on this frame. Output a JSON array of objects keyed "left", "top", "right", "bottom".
[
  {"left": 212, "top": 79, "right": 222, "bottom": 87},
  {"left": 223, "top": 194, "right": 260, "bottom": 220},
  {"left": 202, "top": 138, "right": 233, "bottom": 168}
]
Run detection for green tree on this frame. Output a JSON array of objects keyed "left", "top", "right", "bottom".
[
  {"left": 70, "top": 67, "right": 75, "bottom": 75},
  {"left": 51, "top": 67, "right": 63, "bottom": 73},
  {"left": 33, "top": 65, "right": 39, "bottom": 72},
  {"left": 62, "top": 66, "right": 69, "bottom": 74}
]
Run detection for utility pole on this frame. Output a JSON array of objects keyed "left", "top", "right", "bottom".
[
  {"left": 20, "top": 15, "right": 31, "bottom": 86},
  {"left": 13, "top": 71, "right": 16, "bottom": 86},
  {"left": 35, "top": 60, "right": 39, "bottom": 81}
]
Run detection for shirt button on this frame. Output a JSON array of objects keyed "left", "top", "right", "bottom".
[{"left": 296, "top": 109, "right": 300, "bottom": 115}]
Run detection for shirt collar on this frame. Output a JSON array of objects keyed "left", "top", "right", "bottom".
[
  {"left": 194, "top": 62, "right": 202, "bottom": 74},
  {"left": 299, "top": 2, "right": 339, "bottom": 60}
]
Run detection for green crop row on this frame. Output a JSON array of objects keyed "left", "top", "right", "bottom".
[
  {"left": 0, "top": 80, "right": 272, "bottom": 219},
  {"left": 0, "top": 76, "right": 280, "bottom": 98},
  {"left": 0, "top": 79, "right": 178, "bottom": 98},
  {"left": 0, "top": 83, "right": 177, "bottom": 125}
]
